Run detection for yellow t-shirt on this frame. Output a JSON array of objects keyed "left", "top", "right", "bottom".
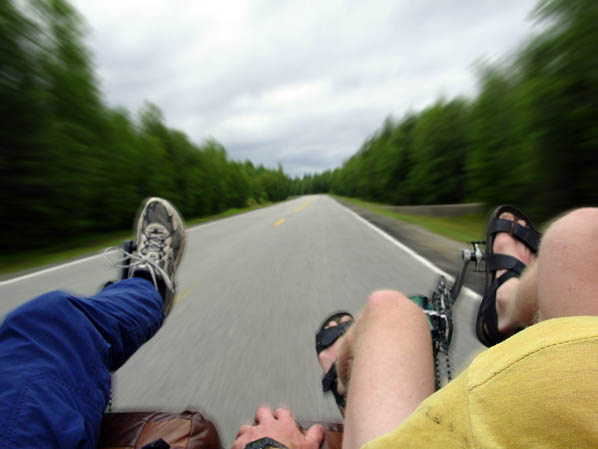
[{"left": 362, "top": 316, "right": 598, "bottom": 448}]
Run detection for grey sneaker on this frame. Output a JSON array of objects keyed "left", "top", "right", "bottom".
[{"left": 128, "top": 197, "right": 186, "bottom": 316}]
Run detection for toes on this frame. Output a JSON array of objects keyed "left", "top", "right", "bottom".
[
  {"left": 493, "top": 232, "right": 516, "bottom": 253},
  {"left": 493, "top": 211, "right": 535, "bottom": 266},
  {"left": 498, "top": 211, "right": 528, "bottom": 229},
  {"left": 499, "top": 211, "right": 528, "bottom": 230},
  {"left": 323, "top": 314, "right": 352, "bottom": 330},
  {"left": 499, "top": 211, "right": 515, "bottom": 222},
  {"left": 319, "top": 314, "right": 353, "bottom": 374},
  {"left": 494, "top": 213, "right": 517, "bottom": 249}
]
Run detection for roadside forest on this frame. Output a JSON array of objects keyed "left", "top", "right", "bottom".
[
  {"left": 2, "top": 0, "right": 596, "bottom": 253},
  {"left": 293, "top": 0, "right": 598, "bottom": 222},
  {"left": 1, "top": 0, "right": 291, "bottom": 250}
]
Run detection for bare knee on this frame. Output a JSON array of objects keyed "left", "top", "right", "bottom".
[
  {"left": 542, "top": 208, "right": 598, "bottom": 244},
  {"left": 540, "top": 208, "right": 598, "bottom": 265},
  {"left": 364, "top": 289, "right": 426, "bottom": 325},
  {"left": 538, "top": 208, "right": 598, "bottom": 319},
  {"left": 338, "top": 290, "right": 431, "bottom": 390},
  {"left": 367, "top": 289, "right": 422, "bottom": 309}
]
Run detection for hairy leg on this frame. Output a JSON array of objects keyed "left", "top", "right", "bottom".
[{"left": 337, "top": 290, "right": 435, "bottom": 449}]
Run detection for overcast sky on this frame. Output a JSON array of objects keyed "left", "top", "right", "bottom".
[{"left": 72, "top": 0, "right": 539, "bottom": 176}]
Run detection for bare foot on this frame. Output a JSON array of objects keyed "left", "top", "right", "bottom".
[
  {"left": 493, "top": 212, "right": 537, "bottom": 335},
  {"left": 317, "top": 315, "right": 352, "bottom": 410}
]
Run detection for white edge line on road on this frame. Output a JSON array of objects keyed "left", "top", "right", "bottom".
[
  {"left": 339, "top": 202, "right": 481, "bottom": 301},
  {"left": 0, "top": 252, "right": 114, "bottom": 287},
  {"left": 0, "top": 198, "right": 308, "bottom": 287}
]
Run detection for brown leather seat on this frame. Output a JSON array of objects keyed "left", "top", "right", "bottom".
[
  {"left": 98, "top": 411, "right": 343, "bottom": 449},
  {"left": 98, "top": 410, "right": 222, "bottom": 449}
]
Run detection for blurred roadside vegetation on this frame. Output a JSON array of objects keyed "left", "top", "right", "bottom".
[
  {"left": 1, "top": 0, "right": 291, "bottom": 252},
  {"left": 292, "top": 0, "right": 598, "bottom": 223},
  {"left": 2, "top": 0, "right": 596, "bottom": 257}
]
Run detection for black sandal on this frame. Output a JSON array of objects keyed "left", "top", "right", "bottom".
[
  {"left": 476, "top": 205, "right": 541, "bottom": 347},
  {"left": 315, "top": 311, "right": 354, "bottom": 415}
]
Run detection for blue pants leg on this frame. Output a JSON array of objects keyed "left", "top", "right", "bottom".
[{"left": 0, "top": 278, "right": 163, "bottom": 449}]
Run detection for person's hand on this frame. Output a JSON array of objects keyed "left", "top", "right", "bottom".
[{"left": 232, "top": 406, "right": 326, "bottom": 449}]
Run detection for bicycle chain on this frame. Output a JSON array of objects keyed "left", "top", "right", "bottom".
[{"left": 427, "top": 276, "right": 453, "bottom": 388}]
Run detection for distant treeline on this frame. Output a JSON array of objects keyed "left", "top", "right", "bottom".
[
  {"left": 1, "top": 0, "right": 291, "bottom": 250},
  {"left": 292, "top": 0, "right": 598, "bottom": 221}
]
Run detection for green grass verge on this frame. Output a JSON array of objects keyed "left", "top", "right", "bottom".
[
  {"left": 333, "top": 195, "right": 487, "bottom": 243},
  {"left": 1, "top": 202, "right": 272, "bottom": 277}
]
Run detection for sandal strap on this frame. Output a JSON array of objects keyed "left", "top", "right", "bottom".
[
  {"left": 315, "top": 321, "right": 352, "bottom": 354},
  {"left": 489, "top": 269, "right": 521, "bottom": 296},
  {"left": 512, "top": 223, "right": 541, "bottom": 253},
  {"left": 322, "top": 364, "right": 337, "bottom": 392},
  {"left": 321, "top": 364, "right": 346, "bottom": 409},
  {"left": 486, "top": 254, "right": 526, "bottom": 276},
  {"left": 481, "top": 269, "right": 521, "bottom": 345},
  {"left": 489, "top": 217, "right": 541, "bottom": 254},
  {"left": 477, "top": 205, "right": 539, "bottom": 348}
]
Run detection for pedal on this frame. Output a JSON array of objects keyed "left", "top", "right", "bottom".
[{"left": 461, "top": 241, "right": 485, "bottom": 272}]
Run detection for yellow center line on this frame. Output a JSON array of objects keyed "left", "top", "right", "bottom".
[
  {"left": 295, "top": 199, "right": 313, "bottom": 212},
  {"left": 274, "top": 199, "right": 312, "bottom": 226},
  {"left": 174, "top": 284, "right": 199, "bottom": 305}
]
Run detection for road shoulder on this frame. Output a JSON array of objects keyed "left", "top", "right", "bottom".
[{"left": 333, "top": 197, "right": 485, "bottom": 295}]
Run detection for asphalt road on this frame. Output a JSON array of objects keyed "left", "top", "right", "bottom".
[{"left": 0, "top": 195, "right": 484, "bottom": 447}]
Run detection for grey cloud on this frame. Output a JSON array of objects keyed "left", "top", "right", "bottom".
[{"left": 74, "top": 0, "right": 538, "bottom": 175}]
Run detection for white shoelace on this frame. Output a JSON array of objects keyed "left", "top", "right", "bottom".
[{"left": 103, "top": 245, "right": 174, "bottom": 294}]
